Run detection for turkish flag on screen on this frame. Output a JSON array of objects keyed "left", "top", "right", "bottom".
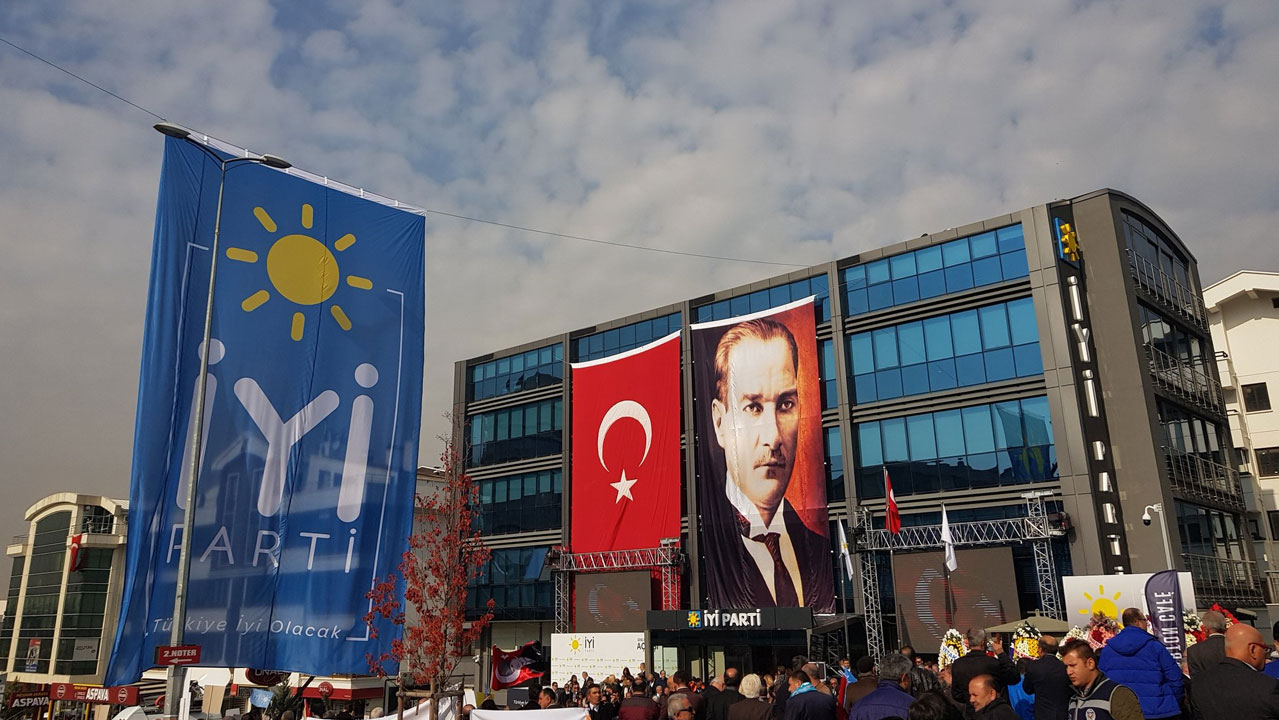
[{"left": 571, "top": 331, "right": 682, "bottom": 553}]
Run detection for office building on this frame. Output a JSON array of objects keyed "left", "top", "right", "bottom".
[{"left": 455, "top": 189, "right": 1258, "bottom": 677}]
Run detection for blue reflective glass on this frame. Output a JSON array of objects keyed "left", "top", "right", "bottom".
[
  {"left": 997, "top": 224, "right": 1025, "bottom": 253},
  {"left": 979, "top": 305, "right": 1011, "bottom": 349},
  {"left": 1001, "top": 249, "right": 1029, "bottom": 279},
  {"left": 850, "top": 333, "right": 874, "bottom": 374},
  {"left": 890, "top": 253, "right": 917, "bottom": 279},
  {"left": 923, "top": 316, "right": 953, "bottom": 361},
  {"left": 873, "top": 328, "right": 898, "bottom": 369},
  {"left": 916, "top": 246, "right": 943, "bottom": 273},
  {"left": 935, "top": 410, "right": 965, "bottom": 457},
  {"left": 969, "top": 452, "right": 999, "bottom": 487},
  {"left": 868, "top": 283, "right": 894, "bottom": 310},
  {"left": 620, "top": 324, "right": 635, "bottom": 346},
  {"left": 636, "top": 322, "right": 653, "bottom": 344},
  {"left": 770, "top": 285, "right": 790, "bottom": 307},
  {"left": 589, "top": 334, "right": 604, "bottom": 355},
  {"left": 984, "top": 347, "right": 1016, "bottom": 382},
  {"left": 859, "top": 423, "right": 883, "bottom": 465},
  {"left": 1021, "top": 397, "right": 1053, "bottom": 445},
  {"left": 992, "top": 401, "right": 1023, "bottom": 450},
  {"left": 811, "top": 274, "right": 829, "bottom": 295},
  {"left": 955, "top": 354, "right": 986, "bottom": 386},
  {"left": 867, "top": 259, "right": 891, "bottom": 285},
  {"left": 892, "top": 277, "right": 919, "bottom": 304},
  {"left": 898, "top": 322, "right": 926, "bottom": 365},
  {"left": 882, "top": 418, "right": 908, "bottom": 461},
  {"left": 730, "top": 295, "right": 749, "bottom": 316},
  {"left": 1014, "top": 343, "right": 1043, "bottom": 377},
  {"left": 951, "top": 311, "right": 982, "bottom": 355},
  {"left": 854, "top": 374, "right": 878, "bottom": 403},
  {"left": 929, "top": 359, "right": 958, "bottom": 391},
  {"left": 972, "top": 256, "right": 1003, "bottom": 286},
  {"left": 1007, "top": 298, "right": 1038, "bottom": 345},
  {"left": 970, "top": 231, "right": 998, "bottom": 258},
  {"left": 845, "top": 265, "right": 867, "bottom": 290},
  {"left": 876, "top": 369, "right": 903, "bottom": 400},
  {"left": 901, "top": 364, "right": 930, "bottom": 396},
  {"left": 907, "top": 414, "right": 937, "bottom": 460},
  {"left": 846, "top": 288, "right": 868, "bottom": 315},
  {"left": 918, "top": 270, "right": 946, "bottom": 299},
  {"left": 942, "top": 238, "right": 971, "bottom": 267},
  {"left": 945, "top": 264, "right": 974, "bottom": 293},
  {"left": 962, "top": 406, "right": 996, "bottom": 453},
  {"left": 749, "top": 291, "right": 769, "bottom": 313}
]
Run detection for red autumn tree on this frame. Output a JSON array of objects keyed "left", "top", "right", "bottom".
[{"left": 365, "top": 430, "right": 494, "bottom": 693}]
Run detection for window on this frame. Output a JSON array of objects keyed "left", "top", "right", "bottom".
[
  {"left": 479, "top": 470, "right": 562, "bottom": 535},
  {"left": 841, "top": 224, "right": 1027, "bottom": 317},
  {"left": 1269, "top": 511, "right": 1279, "bottom": 541},
  {"left": 1257, "top": 447, "right": 1279, "bottom": 477},
  {"left": 1243, "top": 383, "right": 1272, "bottom": 412},
  {"left": 469, "top": 399, "right": 563, "bottom": 467},
  {"left": 469, "top": 344, "right": 564, "bottom": 401},
  {"left": 575, "top": 313, "right": 682, "bottom": 362},
  {"left": 846, "top": 297, "right": 1042, "bottom": 403},
  {"left": 693, "top": 276, "right": 831, "bottom": 323}
]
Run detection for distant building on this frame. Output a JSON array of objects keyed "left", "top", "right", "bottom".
[{"left": 1205, "top": 270, "right": 1279, "bottom": 618}]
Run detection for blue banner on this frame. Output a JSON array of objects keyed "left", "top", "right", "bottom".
[
  {"left": 106, "top": 138, "right": 425, "bottom": 684},
  {"left": 1144, "top": 569, "right": 1186, "bottom": 663}
]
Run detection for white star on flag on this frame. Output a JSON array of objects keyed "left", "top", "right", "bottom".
[{"left": 610, "top": 469, "right": 637, "bottom": 503}]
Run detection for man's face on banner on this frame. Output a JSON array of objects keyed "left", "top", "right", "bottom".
[{"left": 712, "top": 335, "right": 799, "bottom": 521}]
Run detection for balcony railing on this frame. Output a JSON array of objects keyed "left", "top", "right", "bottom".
[
  {"left": 1164, "top": 445, "right": 1245, "bottom": 510},
  {"left": 81, "top": 514, "right": 116, "bottom": 535},
  {"left": 1183, "top": 552, "right": 1262, "bottom": 606},
  {"left": 1146, "top": 344, "right": 1225, "bottom": 416},
  {"left": 1127, "top": 249, "right": 1207, "bottom": 329}
]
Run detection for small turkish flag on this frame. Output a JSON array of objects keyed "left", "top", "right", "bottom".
[
  {"left": 570, "top": 331, "right": 682, "bottom": 553},
  {"left": 68, "top": 534, "right": 84, "bottom": 571},
  {"left": 491, "top": 642, "right": 545, "bottom": 690},
  {"left": 884, "top": 468, "right": 901, "bottom": 535}
]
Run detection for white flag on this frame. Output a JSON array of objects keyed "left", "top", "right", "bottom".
[
  {"left": 837, "top": 520, "right": 856, "bottom": 581},
  {"left": 941, "top": 504, "right": 958, "bottom": 572}
]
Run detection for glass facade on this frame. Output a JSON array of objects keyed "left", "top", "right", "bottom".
[
  {"left": 574, "top": 313, "right": 681, "bottom": 363},
  {"left": 841, "top": 225, "right": 1027, "bottom": 316},
  {"left": 1176, "top": 500, "right": 1246, "bottom": 560},
  {"left": 855, "top": 396, "right": 1056, "bottom": 498},
  {"left": 1158, "top": 400, "right": 1225, "bottom": 465},
  {"left": 469, "top": 344, "right": 563, "bottom": 402},
  {"left": 16, "top": 511, "right": 70, "bottom": 674},
  {"left": 0, "top": 555, "right": 23, "bottom": 670},
  {"left": 467, "top": 546, "right": 553, "bottom": 621},
  {"left": 693, "top": 275, "right": 831, "bottom": 323},
  {"left": 848, "top": 298, "right": 1041, "bottom": 403},
  {"left": 825, "top": 426, "right": 845, "bottom": 503},
  {"left": 469, "top": 399, "right": 563, "bottom": 467},
  {"left": 819, "top": 338, "right": 837, "bottom": 410},
  {"left": 55, "top": 547, "right": 111, "bottom": 675},
  {"left": 478, "top": 470, "right": 563, "bottom": 536}
]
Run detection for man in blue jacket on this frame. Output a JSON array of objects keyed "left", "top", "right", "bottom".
[
  {"left": 1098, "top": 607, "right": 1183, "bottom": 719},
  {"left": 848, "top": 654, "right": 913, "bottom": 720}
]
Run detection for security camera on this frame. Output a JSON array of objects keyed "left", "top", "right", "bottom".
[{"left": 1141, "top": 511, "right": 1152, "bottom": 526}]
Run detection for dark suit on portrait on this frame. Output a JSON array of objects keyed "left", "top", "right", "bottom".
[{"left": 700, "top": 481, "right": 835, "bottom": 612}]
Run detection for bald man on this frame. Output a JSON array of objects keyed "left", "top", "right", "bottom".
[
  {"left": 968, "top": 675, "right": 1018, "bottom": 720},
  {"left": 1190, "top": 623, "right": 1279, "bottom": 719}
]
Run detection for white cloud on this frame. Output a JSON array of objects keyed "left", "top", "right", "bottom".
[{"left": 0, "top": 0, "right": 1277, "bottom": 544}]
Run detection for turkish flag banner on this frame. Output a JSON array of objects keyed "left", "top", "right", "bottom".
[
  {"left": 570, "top": 331, "right": 682, "bottom": 553},
  {"left": 491, "top": 641, "right": 545, "bottom": 690}
]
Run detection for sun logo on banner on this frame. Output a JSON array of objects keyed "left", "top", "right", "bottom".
[
  {"left": 686, "top": 611, "right": 701, "bottom": 628},
  {"left": 226, "top": 202, "right": 374, "bottom": 341},
  {"left": 1078, "top": 584, "right": 1123, "bottom": 619},
  {"left": 569, "top": 637, "right": 583, "bottom": 653}
]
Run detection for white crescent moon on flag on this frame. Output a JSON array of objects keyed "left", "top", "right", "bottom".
[
  {"left": 597, "top": 400, "right": 652, "bottom": 471},
  {"left": 495, "top": 656, "right": 531, "bottom": 683}
]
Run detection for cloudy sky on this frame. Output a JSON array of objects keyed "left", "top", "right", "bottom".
[{"left": 1, "top": 1, "right": 1277, "bottom": 541}]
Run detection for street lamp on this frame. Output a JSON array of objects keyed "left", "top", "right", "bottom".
[
  {"left": 1142, "top": 503, "right": 1174, "bottom": 570},
  {"left": 153, "top": 122, "right": 290, "bottom": 719}
]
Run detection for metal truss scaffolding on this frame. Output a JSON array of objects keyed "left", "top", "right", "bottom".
[
  {"left": 852, "top": 492, "right": 1063, "bottom": 660},
  {"left": 548, "top": 539, "right": 684, "bottom": 634}
]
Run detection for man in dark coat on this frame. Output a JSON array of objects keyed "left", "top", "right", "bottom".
[
  {"left": 1187, "top": 609, "right": 1228, "bottom": 677},
  {"left": 772, "top": 655, "right": 810, "bottom": 720},
  {"left": 729, "top": 674, "right": 772, "bottom": 720},
  {"left": 1190, "top": 623, "right": 1279, "bottom": 720},
  {"left": 950, "top": 629, "right": 1020, "bottom": 708},
  {"left": 586, "top": 684, "right": 619, "bottom": 720},
  {"left": 706, "top": 670, "right": 744, "bottom": 720},
  {"left": 619, "top": 681, "right": 661, "bottom": 720},
  {"left": 848, "top": 653, "right": 913, "bottom": 720},
  {"left": 969, "top": 675, "right": 1019, "bottom": 720},
  {"left": 668, "top": 671, "right": 707, "bottom": 720},
  {"left": 1022, "top": 635, "right": 1071, "bottom": 720},
  {"left": 782, "top": 670, "right": 836, "bottom": 720}
]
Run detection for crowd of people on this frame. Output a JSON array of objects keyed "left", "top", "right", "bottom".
[{"left": 469, "top": 607, "right": 1279, "bottom": 720}]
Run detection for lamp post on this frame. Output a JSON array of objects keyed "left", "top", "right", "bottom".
[
  {"left": 153, "top": 122, "right": 290, "bottom": 719},
  {"left": 1143, "top": 502, "right": 1174, "bottom": 570}
]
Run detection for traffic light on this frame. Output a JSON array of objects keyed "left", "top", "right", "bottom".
[{"left": 1058, "top": 221, "right": 1080, "bottom": 262}]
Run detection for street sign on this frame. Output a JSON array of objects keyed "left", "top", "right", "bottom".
[
  {"left": 154, "top": 645, "right": 202, "bottom": 666},
  {"left": 48, "top": 684, "right": 139, "bottom": 706}
]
